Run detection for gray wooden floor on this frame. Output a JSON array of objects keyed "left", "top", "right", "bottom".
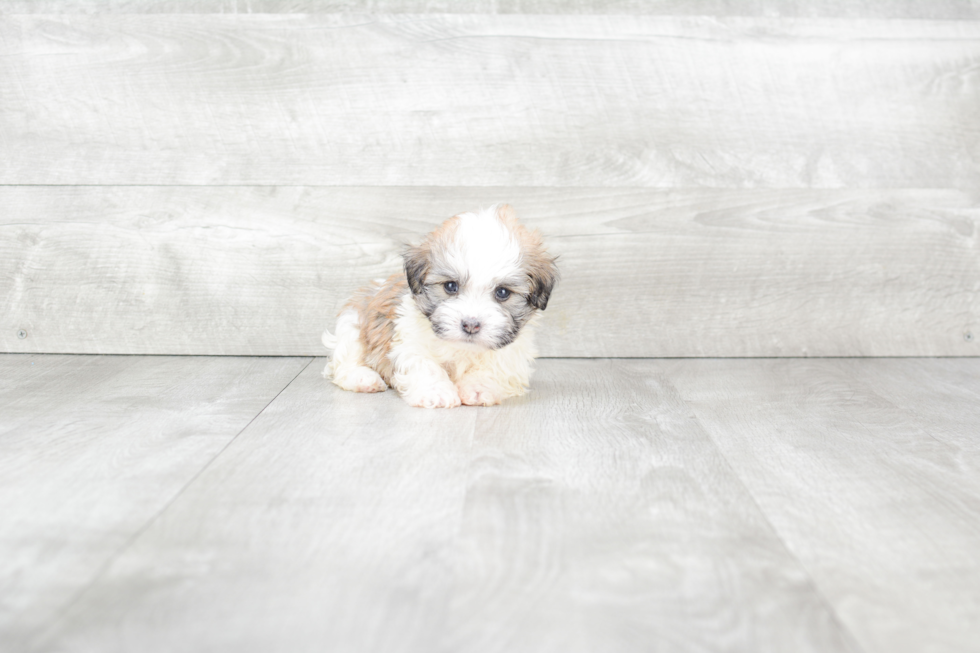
[{"left": 2, "top": 354, "right": 979, "bottom": 653}]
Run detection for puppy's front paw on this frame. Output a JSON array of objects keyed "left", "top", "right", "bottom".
[
  {"left": 405, "top": 382, "right": 461, "bottom": 409},
  {"left": 457, "top": 383, "right": 501, "bottom": 407},
  {"left": 333, "top": 366, "right": 387, "bottom": 393}
]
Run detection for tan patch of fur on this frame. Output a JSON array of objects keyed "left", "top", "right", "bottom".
[
  {"left": 431, "top": 212, "right": 463, "bottom": 244},
  {"left": 495, "top": 205, "right": 559, "bottom": 308},
  {"left": 496, "top": 203, "right": 519, "bottom": 228},
  {"left": 496, "top": 203, "right": 542, "bottom": 254},
  {"left": 421, "top": 213, "right": 462, "bottom": 268},
  {"left": 344, "top": 205, "right": 555, "bottom": 390},
  {"left": 342, "top": 273, "right": 407, "bottom": 385},
  {"left": 403, "top": 215, "right": 461, "bottom": 294}
]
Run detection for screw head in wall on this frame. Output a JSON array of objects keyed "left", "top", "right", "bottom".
[
  {"left": 17, "top": 329, "right": 28, "bottom": 339},
  {"left": 966, "top": 331, "right": 975, "bottom": 343}
]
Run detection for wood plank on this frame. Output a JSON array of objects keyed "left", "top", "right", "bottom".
[
  {"left": 32, "top": 358, "right": 479, "bottom": 653},
  {"left": 0, "top": 354, "right": 310, "bottom": 651},
  {"left": 2, "top": 15, "right": 979, "bottom": 187},
  {"left": 0, "top": 354, "right": 139, "bottom": 434},
  {"left": 663, "top": 358, "right": 980, "bottom": 653},
  {"left": 4, "top": 1, "right": 980, "bottom": 19},
  {"left": 2, "top": 186, "right": 977, "bottom": 357},
  {"left": 35, "top": 359, "right": 860, "bottom": 652},
  {"left": 442, "top": 359, "right": 859, "bottom": 653},
  {"left": 836, "top": 358, "right": 980, "bottom": 459}
]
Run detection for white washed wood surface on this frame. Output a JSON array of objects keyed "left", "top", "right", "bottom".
[
  {"left": 32, "top": 358, "right": 481, "bottom": 653},
  {"left": 4, "top": 1, "right": 980, "bottom": 18},
  {"left": 11, "top": 356, "right": 978, "bottom": 652},
  {"left": 1, "top": 186, "right": 977, "bottom": 357},
  {"left": 2, "top": 15, "right": 979, "bottom": 187},
  {"left": 0, "top": 354, "right": 310, "bottom": 651},
  {"left": 32, "top": 358, "right": 860, "bottom": 653},
  {"left": 838, "top": 358, "right": 980, "bottom": 455},
  {"left": 443, "top": 360, "right": 859, "bottom": 653},
  {"left": 664, "top": 358, "right": 980, "bottom": 653}
]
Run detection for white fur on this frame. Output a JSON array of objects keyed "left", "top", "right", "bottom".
[
  {"left": 426, "top": 209, "right": 528, "bottom": 351},
  {"left": 323, "top": 294, "right": 537, "bottom": 408},
  {"left": 324, "top": 205, "right": 547, "bottom": 408},
  {"left": 388, "top": 293, "right": 537, "bottom": 408},
  {"left": 322, "top": 310, "right": 386, "bottom": 393},
  {"left": 452, "top": 210, "right": 523, "bottom": 284}
]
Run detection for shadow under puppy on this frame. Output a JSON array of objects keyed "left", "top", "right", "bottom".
[{"left": 323, "top": 204, "right": 559, "bottom": 408}]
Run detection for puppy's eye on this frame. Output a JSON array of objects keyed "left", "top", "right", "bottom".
[
  {"left": 495, "top": 287, "right": 511, "bottom": 301},
  {"left": 444, "top": 281, "right": 458, "bottom": 295}
]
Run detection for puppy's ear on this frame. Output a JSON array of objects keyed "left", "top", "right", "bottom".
[
  {"left": 527, "top": 256, "right": 559, "bottom": 311},
  {"left": 403, "top": 245, "right": 429, "bottom": 295},
  {"left": 496, "top": 203, "right": 518, "bottom": 226}
]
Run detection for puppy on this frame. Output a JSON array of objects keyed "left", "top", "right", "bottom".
[{"left": 322, "top": 204, "right": 558, "bottom": 408}]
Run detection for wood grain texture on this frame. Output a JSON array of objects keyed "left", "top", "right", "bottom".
[
  {"left": 0, "top": 354, "right": 310, "bottom": 651},
  {"left": 2, "top": 14, "right": 979, "bottom": 187},
  {"left": 443, "top": 359, "right": 859, "bottom": 653},
  {"left": 4, "top": 1, "right": 980, "bottom": 18},
  {"left": 33, "top": 358, "right": 860, "bottom": 653},
  {"left": 0, "top": 354, "right": 123, "bottom": 434},
  {"left": 2, "top": 186, "right": 977, "bottom": 357},
  {"left": 663, "top": 358, "right": 980, "bottom": 653},
  {"left": 31, "top": 358, "right": 480, "bottom": 653},
  {"left": 7, "top": 355, "right": 980, "bottom": 651},
  {"left": 835, "top": 358, "right": 980, "bottom": 464}
]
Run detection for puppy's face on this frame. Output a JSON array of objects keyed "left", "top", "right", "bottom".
[{"left": 403, "top": 204, "right": 558, "bottom": 350}]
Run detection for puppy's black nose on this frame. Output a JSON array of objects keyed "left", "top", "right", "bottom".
[{"left": 462, "top": 319, "right": 481, "bottom": 334}]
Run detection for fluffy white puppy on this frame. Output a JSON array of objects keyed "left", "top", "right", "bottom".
[{"left": 322, "top": 204, "right": 558, "bottom": 408}]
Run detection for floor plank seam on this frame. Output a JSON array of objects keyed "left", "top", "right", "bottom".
[
  {"left": 27, "top": 356, "right": 317, "bottom": 649},
  {"left": 678, "top": 400, "right": 870, "bottom": 653}
]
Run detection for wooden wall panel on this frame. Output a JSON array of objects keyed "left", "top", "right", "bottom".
[
  {"left": 3, "top": 7, "right": 977, "bottom": 356},
  {"left": 3, "top": 1, "right": 980, "bottom": 18},
  {"left": 2, "top": 15, "right": 979, "bottom": 187},
  {"left": 1, "top": 187, "right": 976, "bottom": 357}
]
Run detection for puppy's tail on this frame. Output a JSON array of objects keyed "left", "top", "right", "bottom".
[{"left": 321, "top": 328, "right": 338, "bottom": 351}]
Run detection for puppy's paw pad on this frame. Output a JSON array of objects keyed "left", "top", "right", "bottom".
[
  {"left": 457, "top": 384, "right": 501, "bottom": 407},
  {"left": 336, "top": 367, "right": 387, "bottom": 393},
  {"left": 407, "top": 384, "right": 461, "bottom": 409},
  {"left": 355, "top": 380, "right": 387, "bottom": 393}
]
